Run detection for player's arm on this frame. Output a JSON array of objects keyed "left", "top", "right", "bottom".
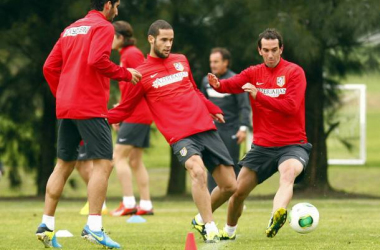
[
  {"left": 247, "top": 68, "right": 306, "bottom": 115},
  {"left": 208, "top": 67, "right": 254, "bottom": 94},
  {"left": 88, "top": 25, "right": 141, "bottom": 84},
  {"left": 188, "top": 68, "right": 225, "bottom": 123},
  {"left": 43, "top": 38, "right": 63, "bottom": 97},
  {"left": 107, "top": 82, "right": 145, "bottom": 124}
]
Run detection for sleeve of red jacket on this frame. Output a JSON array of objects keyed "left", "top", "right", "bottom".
[
  {"left": 88, "top": 24, "right": 132, "bottom": 81},
  {"left": 217, "top": 67, "right": 254, "bottom": 94},
  {"left": 43, "top": 38, "right": 63, "bottom": 97},
  {"left": 255, "top": 67, "right": 306, "bottom": 115},
  {"left": 107, "top": 82, "right": 145, "bottom": 124},
  {"left": 188, "top": 66, "right": 223, "bottom": 115}
]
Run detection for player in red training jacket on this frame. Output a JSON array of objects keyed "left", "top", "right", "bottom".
[
  {"left": 208, "top": 29, "right": 312, "bottom": 240},
  {"left": 108, "top": 20, "right": 237, "bottom": 243},
  {"left": 36, "top": 0, "right": 141, "bottom": 249}
]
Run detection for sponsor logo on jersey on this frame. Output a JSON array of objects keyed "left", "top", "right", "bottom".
[
  {"left": 152, "top": 72, "right": 189, "bottom": 88},
  {"left": 276, "top": 76, "right": 286, "bottom": 87},
  {"left": 180, "top": 147, "right": 187, "bottom": 157},
  {"left": 173, "top": 62, "right": 184, "bottom": 71},
  {"left": 257, "top": 88, "right": 286, "bottom": 97},
  {"left": 150, "top": 73, "right": 158, "bottom": 78},
  {"left": 256, "top": 82, "right": 265, "bottom": 86},
  {"left": 63, "top": 26, "right": 91, "bottom": 37}
]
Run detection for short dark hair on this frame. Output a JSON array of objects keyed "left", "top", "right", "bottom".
[
  {"left": 147, "top": 20, "right": 173, "bottom": 37},
  {"left": 257, "top": 28, "right": 283, "bottom": 49},
  {"left": 90, "top": 0, "right": 119, "bottom": 11},
  {"left": 113, "top": 21, "right": 136, "bottom": 46},
  {"left": 211, "top": 47, "right": 231, "bottom": 67}
]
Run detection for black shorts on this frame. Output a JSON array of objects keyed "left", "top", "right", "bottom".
[
  {"left": 57, "top": 118, "right": 113, "bottom": 161},
  {"left": 172, "top": 130, "right": 234, "bottom": 173},
  {"left": 116, "top": 123, "right": 150, "bottom": 148},
  {"left": 239, "top": 143, "right": 312, "bottom": 184},
  {"left": 77, "top": 144, "right": 88, "bottom": 161}
]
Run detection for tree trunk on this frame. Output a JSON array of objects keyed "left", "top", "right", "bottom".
[
  {"left": 301, "top": 60, "right": 331, "bottom": 192},
  {"left": 167, "top": 148, "right": 186, "bottom": 195},
  {"left": 37, "top": 89, "right": 57, "bottom": 196}
]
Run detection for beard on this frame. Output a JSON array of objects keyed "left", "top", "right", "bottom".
[{"left": 153, "top": 44, "right": 169, "bottom": 59}]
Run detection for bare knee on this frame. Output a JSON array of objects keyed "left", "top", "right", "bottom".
[
  {"left": 219, "top": 180, "right": 237, "bottom": 197},
  {"left": 185, "top": 157, "right": 207, "bottom": 184}
]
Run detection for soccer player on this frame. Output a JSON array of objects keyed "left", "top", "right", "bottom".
[
  {"left": 109, "top": 21, "right": 154, "bottom": 216},
  {"left": 201, "top": 48, "right": 251, "bottom": 192},
  {"left": 107, "top": 20, "right": 237, "bottom": 243},
  {"left": 36, "top": 0, "right": 141, "bottom": 248},
  {"left": 208, "top": 28, "right": 312, "bottom": 240}
]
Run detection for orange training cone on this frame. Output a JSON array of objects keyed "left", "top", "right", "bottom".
[{"left": 185, "top": 232, "right": 197, "bottom": 250}]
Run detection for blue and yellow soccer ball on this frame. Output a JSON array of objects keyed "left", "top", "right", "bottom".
[{"left": 289, "top": 203, "right": 319, "bottom": 234}]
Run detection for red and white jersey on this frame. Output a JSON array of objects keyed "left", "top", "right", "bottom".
[
  {"left": 217, "top": 58, "right": 307, "bottom": 147},
  {"left": 43, "top": 10, "right": 132, "bottom": 119},
  {"left": 118, "top": 46, "right": 153, "bottom": 125},
  {"left": 108, "top": 54, "right": 222, "bottom": 144}
]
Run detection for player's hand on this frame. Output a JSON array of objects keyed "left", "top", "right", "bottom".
[
  {"left": 127, "top": 68, "right": 142, "bottom": 84},
  {"left": 112, "top": 123, "right": 120, "bottom": 131},
  {"left": 242, "top": 83, "right": 258, "bottom": 99},
  {"left": 211, "top": 113, "right": 225, "bottom": 123},
  {"left": 208, "top": 73, "right": 220, "bottom": 89},
  {"left": 235, "top": 130, "right": 247, "bottom": 144}
]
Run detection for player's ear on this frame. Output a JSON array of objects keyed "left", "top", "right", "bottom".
[
  {"left": 257, "top": 47, "right": 262, "bottom": 56},
  {"left": 148, "top": 35, "right": 155, "bottom": 45}
]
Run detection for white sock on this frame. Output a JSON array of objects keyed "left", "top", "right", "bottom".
[
  {"left": 87, "top": 215, "right": 102, "bottom": 231},
  {"left": 42, "top": 215, "right": 55, "bottom": 231},
  {"left": 139, "top": 200, "right": 153, "bottom": 211},
  {"left": 225, "top": 224, "right": 237, "bottom": 236},
  {"left": 123, "top": 196, "right": 136, "bottom": 208},
  {"left": 195, "top": 213, "right": 204, "bottom": 224},
  {"left": 205, "top": 221, "right": 218, "bottom": 234},
  {"left": 102, "top": 201, "right": 107, "bottom": 209}
]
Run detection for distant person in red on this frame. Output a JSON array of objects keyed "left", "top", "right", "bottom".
[
  {"left": 36, "top": 0, "right": 141, "bottom": 249},
  {"left": 109, "top": 21, "right": 154, "bottom": 217},
  {"left": 208, "top": 28, "right": 312, "bottom": 240},
  {"left": 107, "top": 20, "right": 237, "bottom": 243}
]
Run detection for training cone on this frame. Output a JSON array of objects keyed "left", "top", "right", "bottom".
[
  {"left": 126, "top": 215, "right": 146, "bottom": 223},
  {"left": 184, "top": 232, "right": 197, "bottom": 250}
]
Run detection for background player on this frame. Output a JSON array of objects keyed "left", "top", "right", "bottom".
[
  {"left": 201, "top": 47, "right": 251, "bottom": 192},
  {"left": 110, "top": 21, "right": 154, "bottom": 216}
]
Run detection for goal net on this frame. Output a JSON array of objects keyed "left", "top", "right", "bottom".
[{"left": 326, "top": 84, "right": 366, "bottom": 165}]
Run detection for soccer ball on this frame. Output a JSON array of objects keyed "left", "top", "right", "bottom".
[{"left": 289, "top": 203, "right": 319, "bottom": 234}]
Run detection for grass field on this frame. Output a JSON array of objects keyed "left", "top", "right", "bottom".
[{"left": 1, "top": 199, "right": 380, "bottom": 250}]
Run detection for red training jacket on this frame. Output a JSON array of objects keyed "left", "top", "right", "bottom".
[
  {"left": 217, "top": 58, "right": 308, "bottom": 147},
  {"left": 43, "top": 10, "right": 132, "bottom": 119},
  {"left": 118, "top": 46, "right": 153, "bottom": 125},
  {"left": 108, "top": 54, "right": 222, "bottom": 144}
]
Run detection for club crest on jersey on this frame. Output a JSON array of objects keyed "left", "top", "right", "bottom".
[
  {"left": 180, "top": 147, "right": 187, "bottom": 157},
  {"left": 174, "top": 62, "right": 184, "bottom": 71},
  {"left": 277, "top": 76, "right": 286, "bottom": 87}
]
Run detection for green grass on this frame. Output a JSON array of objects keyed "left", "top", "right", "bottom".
[{"left": 1, "top": 199, "right": 380, "bottom": 250}]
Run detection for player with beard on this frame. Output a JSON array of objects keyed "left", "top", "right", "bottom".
[{"left": 107, "top": 20, "right": 237, "bottom": 243}]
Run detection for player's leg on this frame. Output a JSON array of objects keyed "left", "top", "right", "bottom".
[
  {"left": 36, "top": 119, "right": 80, "bottom": 248},
  {"left": 78, "top": 118, "right": 120, "bottom": 249},
  {"left": 185, "top": 155, "right": 219, "bottom": 243},
  {"left": 266, "top": 143, "right": 312, "bottom": 238},
  {"left": 209, "top": 164, "right": 237, "bottom": 212},
  {"left": 219, "top": 167, "right": 258, "bottom": 240},
  {"left": 75, "top": 160, "right": 91, "bottom": 185},
  {"left": 129, "top": 147, "right": 153, "bottom": 215},
  {"left": 111, "top": 143, "right": 137, "bottom": 216}
]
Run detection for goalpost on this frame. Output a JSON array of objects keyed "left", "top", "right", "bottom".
[
  {"left": 245, "top": 84, "right": 367, "bottom": 165},
  {"left": 326, "top": 84, "right": 366, "bottom": 165}
]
